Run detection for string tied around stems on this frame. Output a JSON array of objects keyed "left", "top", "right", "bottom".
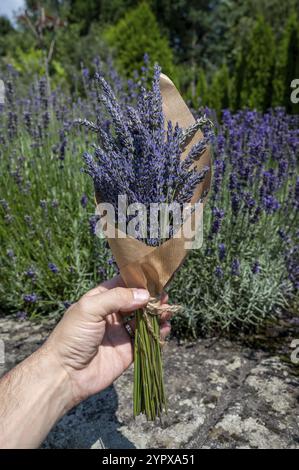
[{"left": 143, "top": 296, "right": 182, "bottom": 346}]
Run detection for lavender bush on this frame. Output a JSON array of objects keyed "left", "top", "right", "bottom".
[
  {"left": 171, "top": 108, "right": 299, "bottom": 334},
  {"left": 0, "top": 62, "right": 298, "bottom": 334}
]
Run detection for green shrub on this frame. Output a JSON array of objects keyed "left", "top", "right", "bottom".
[{"left": 104, "top": 2, "right": 176, "bottom": 79}]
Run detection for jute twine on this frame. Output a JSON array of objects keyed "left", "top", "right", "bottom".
[{"left": 143, "top": 297, "right": 181, "bottom": 346}]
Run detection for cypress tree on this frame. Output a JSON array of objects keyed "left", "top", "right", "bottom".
[
  {"left": 239, "top": 16, "right": 275, "bottom": 111},
  {"left": 196, "top": 68, "right": 209, "bottom": 107},
  {"left": 208, "top": 63, "right": 231, "bottom": 114},
  {"left": 105, "top": 2, "right": 175, "bottom": 79}
]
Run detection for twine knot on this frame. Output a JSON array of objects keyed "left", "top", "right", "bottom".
[{"left": 143, "top": 296, "right": 181, "bottom": 346}]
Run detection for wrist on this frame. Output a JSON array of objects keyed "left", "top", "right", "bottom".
[{"left": 39, "top": 342, "right": 76, "bottom": 414}]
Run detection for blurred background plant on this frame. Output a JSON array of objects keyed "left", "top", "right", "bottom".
[
  {"left": 0, "top": 0, "right": 298, "bottom": 335},
  {"left": 1, "top": 0, "right": 299, "bottom": 112}
]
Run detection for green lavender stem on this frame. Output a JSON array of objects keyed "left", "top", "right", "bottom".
[{"left": 133, "top": 308, "right": 167, "bottom": 420}]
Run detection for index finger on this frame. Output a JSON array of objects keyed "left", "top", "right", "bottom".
[{"left": 83, "top": 274, "right": 126, "bottom": 298}]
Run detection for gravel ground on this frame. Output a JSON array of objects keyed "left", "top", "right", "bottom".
[{"left": 0, "top": 312, "right": 298, "bottom": 449}]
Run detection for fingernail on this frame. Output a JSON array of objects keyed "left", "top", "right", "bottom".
[{"left": 132, "top": 288, "right": 150, "bottom": 302}]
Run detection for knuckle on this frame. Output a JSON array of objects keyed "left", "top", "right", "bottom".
[
  {"left": 113, "top": 287, "right": 133, "bottom": 303},
  {"left": 76, "top": 297, "right": 89, "bottom": 312}
]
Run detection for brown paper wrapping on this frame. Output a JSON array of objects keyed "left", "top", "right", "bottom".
[{"left": 96, "top": 73, "right": 211, "bottom": 296}]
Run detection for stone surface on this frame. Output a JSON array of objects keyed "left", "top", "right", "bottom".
[{"left": 0, "top": 314, "right": 298, "bottom": 449}]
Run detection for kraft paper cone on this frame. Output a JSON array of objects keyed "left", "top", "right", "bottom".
[{"left": 96, "top": 73, "right": 211, "bottom": 296}]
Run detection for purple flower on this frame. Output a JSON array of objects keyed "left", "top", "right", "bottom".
[
  {"left": 25, "top": 268, "right": 36, "bottom": 279},
  {"left": 89, "top": 215, "right": 100, "bottom": 236},
  {"left": 80, "top": 194, "right": 88, "bottom": 208},
  {"left": 98, "top": 267, "right": 107, "bottom": 276},
  {"left": 262, "top": 195, "right": 280, "bottom": 214},
  {"left": 78, "top": 64, "right": 212, "bottom": 246},
  {"left": 231, "top": 259, "right": 240, "bottom": 276},
  {"left": 231, "top": 192, "right": 240, "bottom": 216},
  {"left": 218, "top": 243, "right": 226, "bottom": 261},
  {"left": 23, "top": 293, "right": 37, "bottom": 303},
  {"left": 250, "top": 207, "right": 261, "bottom": 224},
  {"left": 215, "top": 266, "right": 223, "bottom": 278},
  {"left": 16, "top": 311, "right": 27, "bottom": 321},
  {"left": 48, "top": 263, "right": 59, "bottom": 274},
  {"left": 7, "top": 249, "right": 15, "bottom": 258},
  {"left": 0, "top": 199, "right": 9, "bottom": 211},
  {"left": 40, "top": 200, "right": 47, "bottom": 209},
  {"left": 251, "top": 261, "right": 261, "bottom": 274},
  {"left": 211, "top": 208, "right": 225, "bottom": 235},
  {"left": 82, "top": 68, "right": 89, "bottom": 79}
]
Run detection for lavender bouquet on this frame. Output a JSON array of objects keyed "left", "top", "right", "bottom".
[{"left": 77, "top": 65, "right": 212, "bottom": 420}]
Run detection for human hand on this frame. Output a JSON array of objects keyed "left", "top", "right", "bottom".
[{"left": 45, "top": 276, "right": 172, "bottom": 408}]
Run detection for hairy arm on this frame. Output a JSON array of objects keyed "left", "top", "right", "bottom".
[
  {"left": 0, "top": 344, "right": 72, "bottom": 449},
  {"left": 0, "top": 278, "right": 171, "bottom": 449}
]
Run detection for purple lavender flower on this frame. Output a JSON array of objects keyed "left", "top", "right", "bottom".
[
  {"left": 25, "top": 268, "right": 36, "bottom": 279},
  {"left": 215, "top": 266, "right": 223, "bottom": 278},
  {"left": 78, "top": 64, "right": 212, "bottom": 246},
  {"left": 211, "top": 208, "right": 225, "bottom": 235},
  {"left": 251, "top": 261, "right": 261, "bottom": 274},
  {"left": 98, "top": 267, "right": 107, "bottom": 277},
  {"left": 0, "top": 199, "right": 9, "bottom": 211},
  {"left": 218, "top": 243, "right": 226, "bottom": 261},
  {"left": 231, "top": 192, "right": 240, "bottom": 216},
  {"left": 23, "top": 293, "right": 37, "bottom": 303},
  {"left": 262, "top": 195, "right": 280, "bottom": 214},
  {"left": 16, "top": 311, "right": 27, "bottom": 321},
  {"left": 89, "top": 215, "right": 100, "bottom": 236},
  {"left": 80, "top": 194, "right": 88, "bottom": 208},
  {"left": 7, "top": 249, "right": 15, "bottom": 258},
  {"left": 48, "top": 263, "right": 59, "bottom": 274},
  {"left": 231, "top": 259, "right": 240, "bottom": 276}
]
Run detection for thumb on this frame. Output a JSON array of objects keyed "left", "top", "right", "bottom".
[{"left": 77, "top": 287, "right": 150, "bottom": 319}]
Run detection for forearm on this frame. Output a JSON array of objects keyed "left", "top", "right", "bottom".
[{"left": 0, "top": 344, "right": 73, "bottom": 449}]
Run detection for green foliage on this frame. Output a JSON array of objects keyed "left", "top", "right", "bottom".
[
  {"left": 171, "top": 246, "right": 290, "bottom": 336},
  {"left": 273, "top": 12, "right": 299, "bottom": 113},
  {"left": 105, "top": 2, "right": 176, "bottom": 79},
  {"left": 54, "top": 22, "right": 111, "bottom": 92},
  {"left": 0, "top": 16, "right": 13, "bottom": 35},
  {"left": 208, "top": 64, "right": 231, "bottom": 113},
  {"left": 1, "top": 1, "right": 299, "bottom": 113},
  {"left": 196, "top": 68, "right": 209, "bottom": 107},
  {"left": 67, "top": 0, "right": 102, "bottom": 33},
  {"left": 3, "top": 47, "right": 66, "bottom": 87},
  {"left": 201, "top": 0, "right": 299, "bottom": 70},
  {"left": 236, "top": 16, "right": 275, "bottom": 110}
]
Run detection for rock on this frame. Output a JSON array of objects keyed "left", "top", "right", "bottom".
[{"left": 0, "top": 314, "right": 298, "bottom": 449}]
